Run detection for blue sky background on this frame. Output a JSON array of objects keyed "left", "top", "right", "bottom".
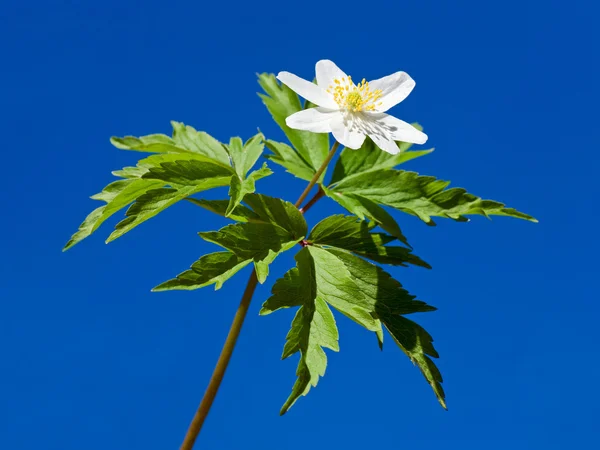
[{"left": 1, "top": 1, "right": 598, "bottom": 449}]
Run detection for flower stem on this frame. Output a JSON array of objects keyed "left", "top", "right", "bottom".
[
  {"left": 294, "top": 141, "right": 340, "bottom": 208},
  {"left": 179, "top": 141, "right": 341, "bottom": 450}
]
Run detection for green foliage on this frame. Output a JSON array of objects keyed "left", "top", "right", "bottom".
[
  {"left": 153, "top": 252, "right": 252, "bottom": 291},
  {"left": 327, "top": 169, "right": 537, "bottom": 225},
  {"left": 263, "top": 139, "right": 315, "bottom": 181},
  {"left": 261, "top": 242, "right": 440, "bottom": 413},
  {"left": 308, "top": 215, "right": 431, "bottom": 268},
  {"left": 156, "top": 194, "right": 307, "bottom": 288},
  {"left": 258, "top": 73, "right": 330, "bottom": 181},
  {"left": 64, "top": 126, "right": 270, "bottom": 250},
  {"left": 223, "top": 135, "right": 273, "bottom": 215},
  {"left": 112, "top": 121, "right": 231, "bottom": 167}
]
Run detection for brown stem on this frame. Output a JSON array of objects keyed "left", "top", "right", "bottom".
[
  {"left": 299, "top": 187, "right": 325, "bottom": 214},
  {"left": 179, "top": 141, "right": 341, "bottom": 450}
]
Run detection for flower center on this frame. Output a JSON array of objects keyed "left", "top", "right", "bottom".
[{"left": 327, "top": 76, "right": 383, "bottom": 112}]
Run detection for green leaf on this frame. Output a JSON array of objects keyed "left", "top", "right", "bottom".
[
  {"left": 243, "top": 193, "right": 307, "bottom": 239},
  {"left": 260, "top": 248, "right": 339, "bottom": 414},
  {"left": 64, "top": 177, "right": 166, "bottom": 250},
  {"left": 152, "top": 252, "right": 252, "bottom": 291},
  {"left": 226, "top": 163, "right": 273, "bottom": 216},
  {"left": 324, "top": 249, "right": 444, "bottom": 408},
  {"left": 382, "top": 315, "right": 446, "bottom": 409},
  {"left": 308, "top": 215, "right": 394, "bottom": 249},
  {"left": 187, "top": 193, "right": 305, "bottom": 237},
  {"left": 198, "top": 195, "right": 307, "bottom": 283},
  {"left": 110, "top": 134, "right": 185, "bottom": 154},
  {"left": 108, "top": 182, "right": 229, "bottom": 243},
  {"left": 321, "top": 186, "right": 410, "bottom": 246},
  {"left": 264, "top": 139, "right": 315, "bottom": 182},
  {"left": 257, "top": 73, "right": 329, "bottom": 174},
  {"left": 159, "top": 194, "right": 304, "bottom": 288},
  {"left": 225, "top": 135, "right": 265, "bottom": 178},
  {"left": 171, "top": 121, "right": 231, "bottom": 166},
  {"left": 140, "top": 154, "right": 234, "bottom": 184},
  {"left": 327, "top": 249, "right": 435, "bottom": 317},
  {"left": 307, "top": 246, "right": 380, "bottom": 331},
  {"left": 331, "top": 169, "right": 537, "bottom": 225},
  {"left": 111, "top": 121, "right": 231, "bottom": 167},
  {"left": 308, "top": 215, "right": 430, "bottom": 269},
  {"left": 329, "top": 127, "right": 433, "bottom": 185},
  {"left": 261, "top": 246, "right": 383, "bottom": 414},
  {"left": 186, "top": 199, "right": 261, "bottom": 223}
]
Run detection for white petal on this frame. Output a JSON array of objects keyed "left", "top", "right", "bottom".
[
  {"left": 368, "top": 71, "right": 416, "bottom": 112},
  {"left": 368, "top": 133, "right": 401, "bottom": 155},
  {"left": 315, "top": 60, "right": 349, "bottom": 89},
  {"left": 277, "top": 71, "right": 337, "bottom": 109},
  {"left": 330, "top": 114, "right": 366, "bottom": 149},
  {"left": 365, "top": 112, "right": 428, "bottom": 144},
  {"left": 285, "top": 107, "right": 337, "bottom": 133}
]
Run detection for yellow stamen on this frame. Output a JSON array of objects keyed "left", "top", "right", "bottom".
[{"left": 330, "top": 75, "right": 383, "bottom": 112}]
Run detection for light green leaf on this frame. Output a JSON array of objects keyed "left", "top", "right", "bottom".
[
  {"left": 308, "top": 246, "right": 380, "bottom": 331},
  {"left": 64, "top": 178, "right": 166, "bottom": 250},
  {"left": 329, "top": 127, "right": 433, "bottom": 185},
  {"left": 264, "top": 140, "right": 315, "bottom": 182},
  {"left": 152, "top": 252, "right": 252, "bottom": 291},
  {"left": 225, "top": 134, "right": 265, "bottom": 178},
  {"left": 111, "top": 122, "right": 231, "bottom": 167},
  {"left": 108, "top": 180, "right": 229, "bottom": 243},
  {"left": 308, "top": 215, "right": 430, "bottom": 269},
  {"left": 110, "top": 134, "right": 184, "bottom": 154},
  {"left": 260, "top": 246, "right": 381, "bottom": 414},
  {"left": 325, "top": 248, "right": 444, "bottom": 408},
  {"left": 171, "top": 121, "right": 231, "bottom": 166},
  {"left": 332, "top": 169, "right": 537, "bottom": 225},
  {"left": 257, "top": 73, "right": 329, "bottom": 174},
  {"left": 260, "top": 248, "right": 339, "bottom": 414},
  {"left": 226, "top": 163, "right": 273, "bottom": 216}
]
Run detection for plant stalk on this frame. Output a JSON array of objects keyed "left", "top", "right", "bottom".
[{"left": 179, "top": 140, "right": 341, "bottom": 450}]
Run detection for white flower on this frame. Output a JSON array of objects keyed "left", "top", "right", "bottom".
[{"left": 277, "top": 60, "right": 427, "bottom": 155}]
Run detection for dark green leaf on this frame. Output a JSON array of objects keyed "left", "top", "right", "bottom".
[
  {"left": 244, "top": 193, "right": 307, "bottom": 239},
  {"left": 382, "top": 314, "right": 446, "bottom": 409},
  {"left": 308, "top": 215, "right": 430, "bottom": 268},
  {"left": 198, "top": 204, "right": 303, "bottom": 284},
  {"left": 321, "top": 186, "right": 409, "bottom": 246},
  {"left": 186, "top": 198, "right": 261, "bottom": 222}
]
